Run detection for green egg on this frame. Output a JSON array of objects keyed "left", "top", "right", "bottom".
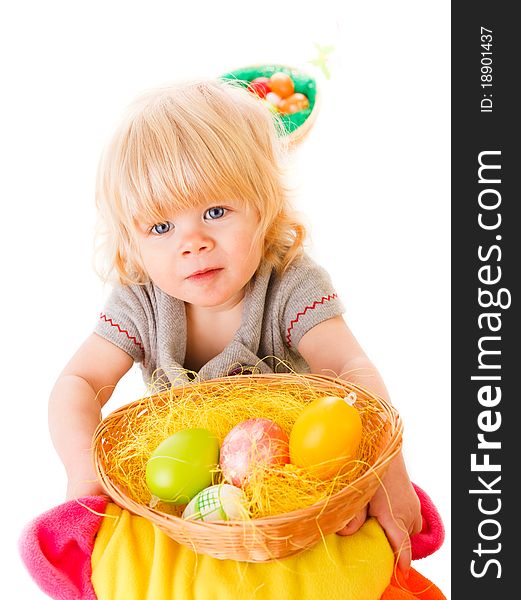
[{"left": 145, "top": 428, "right": 220, "bottom": 505}]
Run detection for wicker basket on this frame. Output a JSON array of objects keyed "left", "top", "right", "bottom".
[
  {"left": 93, "top": 373, "right": 402, "bottom": 562},
  {"left": 220, "top": 64, "right": 320, "bottom": 146}
]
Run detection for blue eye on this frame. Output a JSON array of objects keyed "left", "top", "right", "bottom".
[
  {"left": 151, "top": 222, "right": 173, "bottom": 235},
  {"left": 205, "top": 207, "right": 226, "bottom": 220}
]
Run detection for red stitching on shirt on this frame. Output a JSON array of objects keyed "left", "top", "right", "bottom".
[
  {"left": 286, "top": 293, "right": 338, "bottom": 348},
  {"left": 99, "top": 313, "right": 144, "bottom": 355}
]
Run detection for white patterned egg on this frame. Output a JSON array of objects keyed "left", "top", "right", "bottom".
[{"left": 182, "top": 484, "right": 249, "bottom": 522}]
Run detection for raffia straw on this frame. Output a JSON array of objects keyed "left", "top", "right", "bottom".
[{"left": 93, "top": 372, "right": 402, "bottom": 562}]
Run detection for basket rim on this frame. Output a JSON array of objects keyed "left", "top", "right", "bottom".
[{"left": 93, "top": 373, "right": 403, "bottom": 524}]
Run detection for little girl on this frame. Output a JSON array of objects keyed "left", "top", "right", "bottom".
[{"left": 48, "top": 78, "right": 421, "bottom": 574}]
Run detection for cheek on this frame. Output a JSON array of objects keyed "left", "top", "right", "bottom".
[
  {"left": 230, "top": 230, "right": 263, "bottom": 262},
  {"left": 228, "top": 217, "right": 263, "bottom": 254},
  {"left": 137, "top": 245, "right": 154, "bottom": 272},
  {"left": 138, "top": 244, "right": 173, "bottom": 282},
  {"left": 236, "top": 240, "right": 264, "bottom": 282}
]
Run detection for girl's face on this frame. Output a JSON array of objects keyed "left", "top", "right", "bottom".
[{"left": 134, "top": 200, "right": 263, "bottom": 309}]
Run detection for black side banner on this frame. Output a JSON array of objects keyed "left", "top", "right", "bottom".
[{"left": 452, "top": 3, "right": 519, "bottom": 597}]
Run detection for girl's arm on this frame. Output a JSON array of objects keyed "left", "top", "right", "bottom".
[
  {"left": 48, "top": 333, "right": 134, "bottom": 499},
  {"left": 297, "top": 315, "right": 422, "bottom": 574}
]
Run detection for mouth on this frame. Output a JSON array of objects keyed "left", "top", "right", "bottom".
[{"left": 186, "top": 267, "right": 223, "bottom": 282}]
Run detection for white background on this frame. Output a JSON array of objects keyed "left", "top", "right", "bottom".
[{"left": 1, "top": 1, "right": 450, "bottom": 597}]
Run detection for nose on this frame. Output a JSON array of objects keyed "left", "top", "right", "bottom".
[{"left": 179, "top": 227, "right": 214, "bottom": 257}]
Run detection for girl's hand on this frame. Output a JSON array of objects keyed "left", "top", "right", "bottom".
[{"left": 336, "top": 451, "right": 422, "bottom": 576}]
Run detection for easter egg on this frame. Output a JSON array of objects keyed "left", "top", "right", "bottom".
[
  {"left": 247, "top": 80, "right": 270, "bottom": 98},
  {"left": 268, "top": 72, "right": 294, "bottom": 99},
  {"left": 289, "top": 396, "right": 363, "bottom": 479},
  {"left": 146, "top": 428, "right": 219, "bottom": 505},
  {"left": 278, "top": 92, "right": 310, "bottom": 115},
  {"left": 220, "top": 418, "right": 290, "bottom": 487},
  {"left": 265, "top": 91, "right": 282, "bottom": 108},
  {"left": 182, "top": 484, "right": 249, "bottom": 521},
  {"left": 252, "top": 76, "right": 270, "bottom": 85}
]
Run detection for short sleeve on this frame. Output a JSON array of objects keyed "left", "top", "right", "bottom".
[
  {"left": 279, "top": 255, "right": 345, "bottom": 350},
  {"left": 94, "top": 284, "right": 153, "bottom": 363}
]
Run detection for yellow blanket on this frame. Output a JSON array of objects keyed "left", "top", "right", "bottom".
[{"left": 92, "top": 503, "right": 394, "bottom": 600}]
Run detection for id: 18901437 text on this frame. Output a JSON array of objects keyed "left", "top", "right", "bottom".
[{"left": 481, "top": 27, "right": 493, "bottom": 113}]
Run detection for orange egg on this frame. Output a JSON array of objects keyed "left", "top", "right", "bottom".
[
  {"left": 289, "top": 395, "right": 362, "bottom": 479},
  {"left": 268, "top": 72, "right": 295, "bottom": 99},
  {"left": 278, "top": 92, "right": 309, "bottom": 114}
]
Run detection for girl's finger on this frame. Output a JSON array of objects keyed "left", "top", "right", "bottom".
[{"left": 336, "top": 506, "right": 368, "bottom": 536}]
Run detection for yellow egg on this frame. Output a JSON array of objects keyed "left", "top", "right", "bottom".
[{"left": 289, "top": 395, "right": 362, "bottom": 479}]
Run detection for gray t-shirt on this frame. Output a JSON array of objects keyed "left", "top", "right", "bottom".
[{"left": 95, "top": 253, "right": 344, "bottom": 387}]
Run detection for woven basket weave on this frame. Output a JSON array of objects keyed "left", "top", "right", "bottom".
[{"left": 93, "top": 373, "right": 402, "bottom": 562}]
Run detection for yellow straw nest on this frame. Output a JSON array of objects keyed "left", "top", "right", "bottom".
[{"left": 93, "top": 372, "right": 403, "bottom": 562}]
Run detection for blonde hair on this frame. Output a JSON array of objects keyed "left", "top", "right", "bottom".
[{"left": 95, "top": 78, "right": 306, "bottom": 285}]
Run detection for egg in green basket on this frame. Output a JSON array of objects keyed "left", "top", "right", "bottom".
[
  {"left": 146, "top": 428, "right": 219, "bottom": 505},
  {"left": 182, "top": 484, "right": 249, "bottom": 521}
]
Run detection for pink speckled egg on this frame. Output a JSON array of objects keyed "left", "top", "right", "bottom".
[{"left": 220, "top": 418, "right": 290, "bottom": 487}]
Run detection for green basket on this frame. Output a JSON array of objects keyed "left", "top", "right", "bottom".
[{"left": 221, "top": 64, "right": 319, "bottom": 143}]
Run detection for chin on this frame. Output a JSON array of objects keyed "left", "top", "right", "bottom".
[{"left": 185, "top": 290, "right": 233, "bottom": 308}]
